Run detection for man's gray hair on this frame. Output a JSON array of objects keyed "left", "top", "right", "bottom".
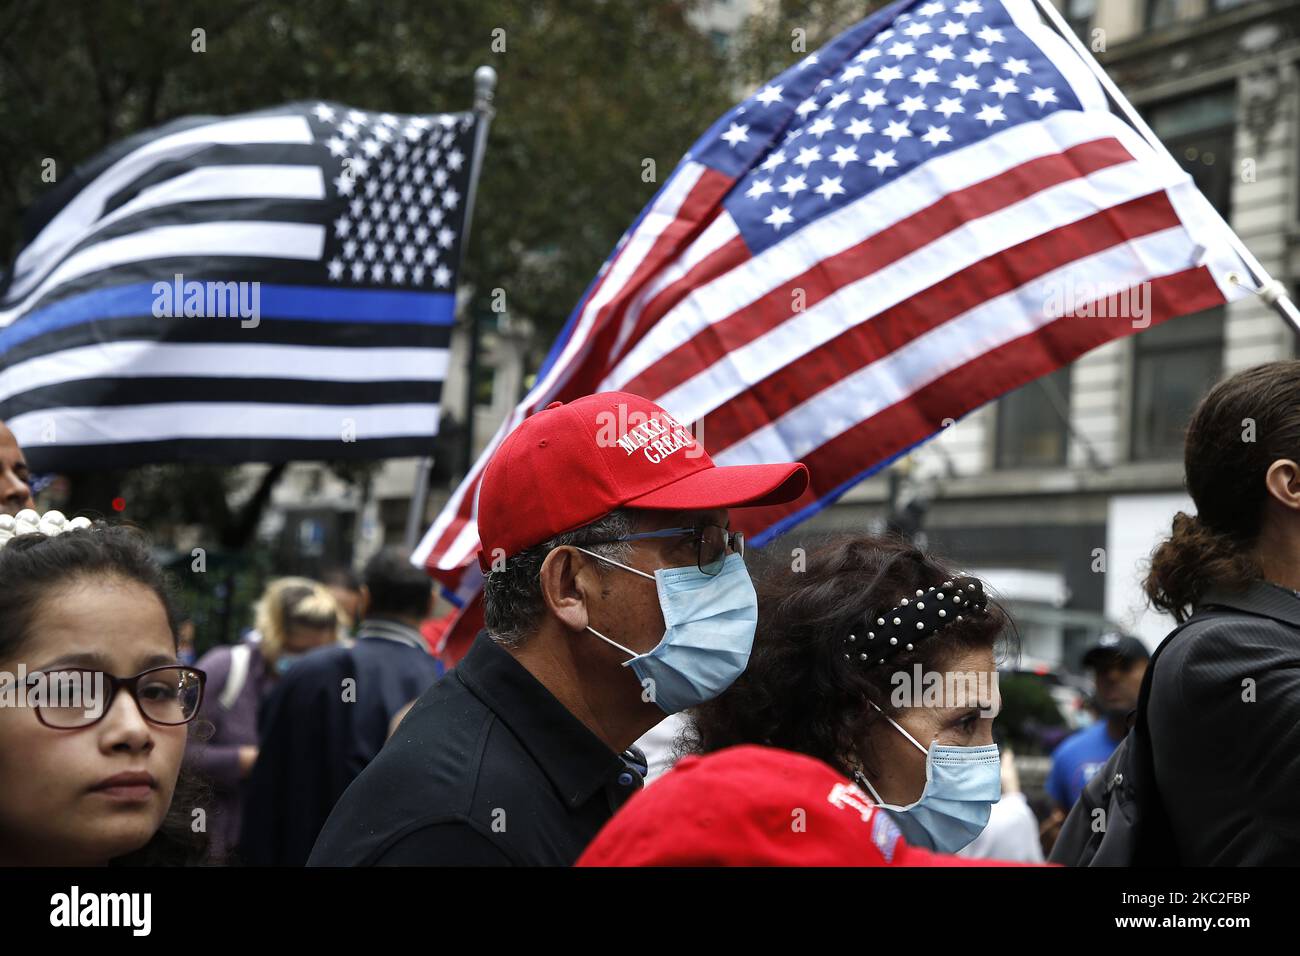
[{"left": 483, "top": 509, "right": 636, "bottom": 648}]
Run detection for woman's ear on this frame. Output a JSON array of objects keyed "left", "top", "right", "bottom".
[
  {"left": 1264, "top": 459, "right": 1300, "bottom": 513},
  {"left": 538, "top": 546, "right": 595, "bottom": 633}
]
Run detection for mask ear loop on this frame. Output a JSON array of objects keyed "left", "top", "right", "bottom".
[
  {"left": 857, "top": 701, "right": 933, "bottom": 807},
  {"left": 571, "top": 546, "right": 653, "bottom": 665}
]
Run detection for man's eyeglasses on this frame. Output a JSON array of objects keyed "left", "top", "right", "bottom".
[
  {"left": 584, "top": 524, "right": 744, "bottom": 576},
  {"left": 24, "top": 665, "right": 206, "bottom": 730}
]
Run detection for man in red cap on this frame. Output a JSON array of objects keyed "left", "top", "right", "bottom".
[
  {"left": 310, "top": 391, "right": 807, "bottom": 866},
  {"left": 577, "top": 745, "right": 1046, "bottom": 867}
]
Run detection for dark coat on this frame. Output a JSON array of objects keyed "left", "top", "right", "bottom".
[{"left": 1147, "top": 581, "right": 1300, "bottom": 865}]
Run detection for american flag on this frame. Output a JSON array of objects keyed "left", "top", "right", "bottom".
[
  {"left": 0, "top": 101, "right": 477, "bottom": 470},
  {"left": 416, "top": 0, "right": 1250, "bottom": 650}
]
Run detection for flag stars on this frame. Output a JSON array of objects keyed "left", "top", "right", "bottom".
[
  {"left": 858, "top": 88, "right": 889, "bottom": 111},
  {"left": 313, "top": 103, "right": 336, "bottom": 123},
  {"left": 954, "top": 0, "right": 983, "bottom": 14},
  {"left": 898, "top": 94, "right": 929, "bottom": 116},
  {"left": 326, "top": 136, "right": 348, "bottom": 157},
  {"left": 976, "top": 25, "right": 1005, "bottom": 44},
  {"left": 909, "top": 67, "right": 941, "bottom": 89},
  {"left": 794, "top": 146, "right": 822, "bottom": 168},
  {"left": 988, "top": 76, "right": 1019, "bottom": 99},
  {"left": 1002, "top": 57, "right": 1031, "bottom": 76},
  {"left": 918, "top": 1, "right": 947, "bottom": 14},
  {"left": 844, "top": 116, "right": 875, "bottom": 140},
  {"left": 825, "top": 91, "right": 852, "bottom": 111},
  {"left": 950, "top": 73, "right": 981, "bottom": 94},
  {"left": 746, "top": 178, "right": 774, "bottom": 200},
  {"left": 974, "top": 102, "right": 1007, "bottom": 126},
  {"left": 882, "top": 118, "right": 912, "bottom": 142},
  {"left": 867, "top": 149, "right": 899, "bottom": 174},
  {"left": 1028, "top": 86, "right": 1059, "bottom": 108},
  {"left": 839, "top": 65, "right": 867, "bottom": 84},
  {"left": 829, "top": 143, "right": 860, "bottom": 168},
  {"left": 333, "top": 216, "right": 352, "bottom": 238},
  {"left": 814, "top": 175, "right": 846, "bottom": 200},
  {"left": 921, "top": 124, "right": 954, "bottom": 147},
  {"left": 934, "top": 95, "right": 965, "bottom": 118},
  {"left": 902, "top": 21, "right": 932, "bottom": 39},
  {"left": 327, "top": 257, "right": 344, "bottom": 280},
  {"left": 939, "top": 20, "right": 968, "bottom": 39},
  {"left": 764, "top": 205, "right": 795, "bottom": 230},
  {"left": 872, "top": 64, "right": 904, "bottom": 84},
  {"left": 778, "top": 173, "right": 809, "bottom": 197},
  {"left": 796, "top": 97, "right": 821, "bottom": 117},
  {"left": 759, "top": 149, "right": 787, "bottom": 172},
  {"left": 853, "top": 46, "right": 882, "bottom": 64},
  {"left": 886, "top": 41, "right": 916, "bottom": 59},
  {"left": 755, "top": 84, "right": 784, "bottom": 106},
  {"left": 721, "top": 122, "right": 750, "bottom": 148},
  {"left": 807, "top": 116, "right": 838, "bottom": 138},
  {"left": 963, "top": 47, "right": 994, "bottom": 68},
  {"left": 926, "top": 43, "right": 955, "bottom": 64}
]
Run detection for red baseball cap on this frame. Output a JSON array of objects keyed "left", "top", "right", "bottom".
[
  {"left": 476, "top": 392, "right": 808, "bottom": 571},
  {"left": 576, "top": 745, "right": 1041, "bottom": 867}
]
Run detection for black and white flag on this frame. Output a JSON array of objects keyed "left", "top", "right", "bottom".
[{"left": 0, "top": 100, "right": 477, "bottom": 470}]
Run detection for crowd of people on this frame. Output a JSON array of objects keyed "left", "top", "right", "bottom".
[{"left": 2, "top": 360, "right": 1299, "bottom": 867}]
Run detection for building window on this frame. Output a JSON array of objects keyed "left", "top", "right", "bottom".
[
  {"left": 1131, "top": 309, "right": 1223, "bottom": 461},
  {"left": 996, "top": 366, "right": 1071, "bottom": 469},
  {"left": 1145, "top": 0, "right": 1181, "bottom": 30},
  {"left": 1145, "top": 85, "right": 1236, "bottom": 218},
  {"left": 1063, "top": 0, "right": 1097, "bottom": 40}
]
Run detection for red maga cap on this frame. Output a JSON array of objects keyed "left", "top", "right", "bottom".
[
  {"left": 576, "top": 745, "right": 1035, "bottom": 867},
  {"left": 476, "top": 392, "right": 808, "bottom": 571}
]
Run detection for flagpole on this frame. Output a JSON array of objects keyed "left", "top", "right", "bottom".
[
  {"left": 1030, "top": 0, "right": 1300, "bottom": 337},
  {"left": 404, "top": 65, "right": 498, "bottom": 553}
]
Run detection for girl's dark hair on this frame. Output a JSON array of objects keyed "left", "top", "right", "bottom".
[
  {"left": 1145, "top": 361, "right": 1300, "bottom": 622},
  {"left": 685, "top": 533, "right": 1011, "bottom": 780},
  {"left": 0, "top": 523, "right": 210, "bottom": 865}
]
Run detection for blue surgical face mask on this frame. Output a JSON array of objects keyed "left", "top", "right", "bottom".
[
  {"left": 573, "top": 548, "right": 757, "bottom": 715},
  {"left": 855, "top": 705, "right": 1001, "bottom": 854}
]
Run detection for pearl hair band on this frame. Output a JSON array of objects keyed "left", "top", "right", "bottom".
[
  {"left": 843, "top": 576, "right": 989, "bottom": 667},
  {"left": 0, "top": 509, "right": 94, "bottom": 549}
]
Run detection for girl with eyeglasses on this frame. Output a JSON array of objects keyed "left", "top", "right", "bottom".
[{"left": 0, "top": 519, "right": 208, "bottom": 866}]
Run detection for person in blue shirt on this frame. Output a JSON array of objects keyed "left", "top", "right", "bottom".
[{"left": 1046, "top": 633, "right": 1150, "bottom": 813}]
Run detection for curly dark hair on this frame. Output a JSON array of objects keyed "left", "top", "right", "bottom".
[
  {"left": 1144, "top": 361, "right": 1300, "bottom": 622},
  {"left": 0, "top": 522, "right": 210, "bottom": 865},
  {"left": 684, "top": 533, "right": 1012, "bottom": 781}
]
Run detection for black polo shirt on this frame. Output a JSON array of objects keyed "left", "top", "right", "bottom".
[{"left": 307, "top": 632, "right": 645, "bottom": 866}]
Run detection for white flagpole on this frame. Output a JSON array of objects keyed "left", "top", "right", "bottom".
[
  {"left": 404, "top": 65, "right": 498, "bottom": 553},
  {"left": 1030, "top": 0, "right": 1300, "bottom": 336}
]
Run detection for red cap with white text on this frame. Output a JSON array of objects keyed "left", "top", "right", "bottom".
[{"left": 475, "top": 391, "right": 808, "bottom": 571}]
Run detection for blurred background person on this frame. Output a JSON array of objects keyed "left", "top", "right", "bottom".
[
  {"left": 323, "top": 566, "right": 363, "bottom": 636},
  {"left": 0, "top": 419, "right": 36, "bottom": 517},
  {"left": 239, "top": 549, "right": 442, "bottom": 865},
  {"left": 186, "top": 576, "right": 340, "bottom": 863},
  {"left": 0, "top": 521, "right": 206, "bottom": 865},
  {"left": 1043, "top": 632, "right": 1148, "bottom": 843},
  {"left": 687, "top": 535, "right": 1011, "bottom": 855}
]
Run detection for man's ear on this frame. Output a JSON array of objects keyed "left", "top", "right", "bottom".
[
  {"left": 357, "top": 585, "right": 371, "bottom": 620},
  {"left": 1264, "top": 459, "right": 1300, "bottom": 513},
  {"left": 538, "top": 546, "right": 597, "bottom": 633}
]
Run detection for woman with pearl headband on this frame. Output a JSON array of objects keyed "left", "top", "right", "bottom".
[{"left": 684, "top": 534, "right": 1021, "bottom": 857}]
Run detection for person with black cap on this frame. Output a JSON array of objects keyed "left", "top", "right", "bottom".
[
  {"left": 308, "top": 391, "right": 808, "bottom": 866},
  {"left": 1045, "top": 631, "right": 1149, "bottom": 817}
]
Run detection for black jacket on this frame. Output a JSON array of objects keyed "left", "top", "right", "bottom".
[
  {"left": 1147, "top": 581, "right": 1300, "bottom": 865},
  {"left": 307, "top": 633, "right": 645, "bottom": 866},
  {"left": 238, "top": 620, "right": 443, "bottom": 866}
]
